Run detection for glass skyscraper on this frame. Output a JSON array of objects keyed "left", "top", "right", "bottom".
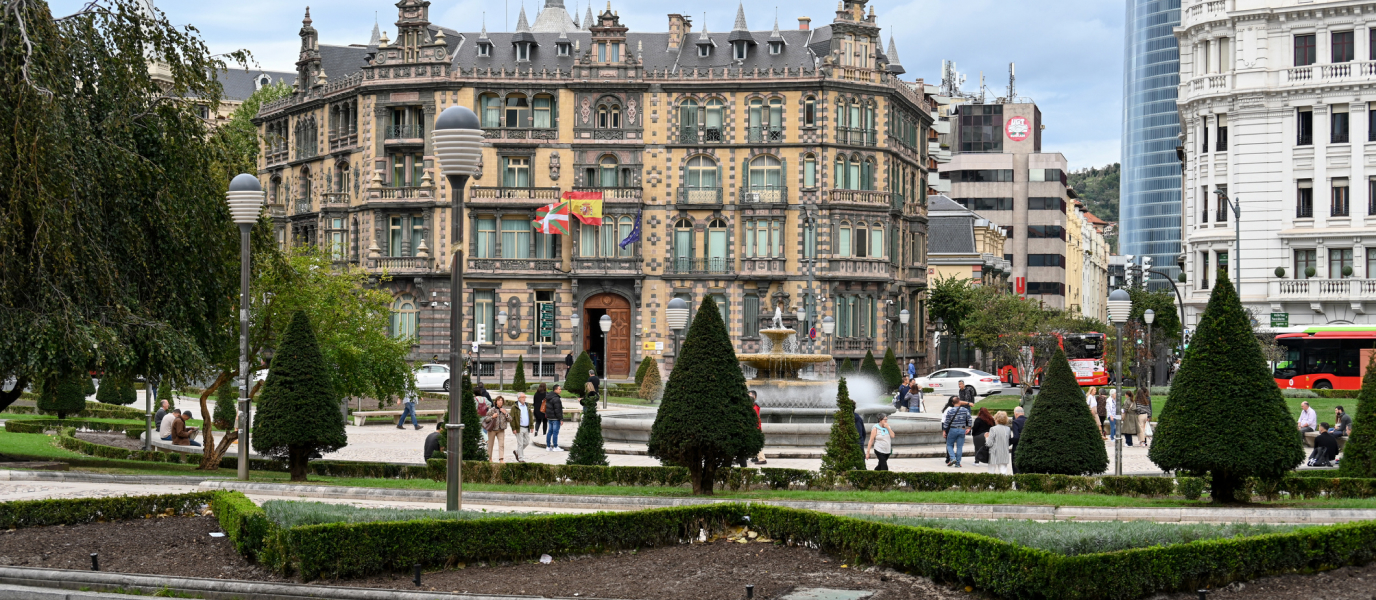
[{"left": 1120, "top": 0, "right": 1181, "bottom": 284}]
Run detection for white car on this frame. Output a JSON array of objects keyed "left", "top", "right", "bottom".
[
  {"left": 915, "top": 369, "right": 1006, "bottom": 397},
  {"left": 415, "top": 363, "right": 452, "bottom": 392}
]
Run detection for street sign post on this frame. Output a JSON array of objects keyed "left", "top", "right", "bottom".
[{"left": 1270, "top": 313, "right": 1289, "bottom": 328}]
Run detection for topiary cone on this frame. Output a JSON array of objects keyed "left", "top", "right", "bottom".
[
  {"left": 635, "top": 356, "right": 654, "bottom": 387},
  {"left": 565, "top": 351, "right": 593, "bottom": 395},
  {"left": 252, "top": 311, "right": 348, "bottom": 481},
  {"left": 512, "top": 355, "right": 527, "bottom": 393},
  {"left": 880, "top": 347, "right": 902, "bottom": 392},
  {"left": 821, "top": 377, "right": 866, "bottom": 474},
  {"left": 1340, "top": 352, "right": 1376, "bottom": 478},
  {"left": 638, "top": 358, "right": 663, "bottom": 403},
  {"left": 1149, "top": 270, "right": 1304, "bottom": 502},
  {"left": 1012, "top": 348, "right": 1108, "bottom": 475},
  {"left": 860, "top": 350, "right": 880, "bottom": 379},
  {"left": 566, "top": 389, "right": 609, "bottom": 466},
  {"left": 38, "top": 373, "right": 86, "bottom": 419}
]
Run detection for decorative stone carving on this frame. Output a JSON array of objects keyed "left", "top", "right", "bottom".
[
  {"left": 506, "top": 296, "right": 522, "bottom": 340},
  {"left": 580, "top": 96, "right": 592, "bottom": 124},
  {"left": 549, "top": 151, "right": 561, "bottom": 181},
  {"left": 627, "top": 96, "right": 638, "bottom": 124}
]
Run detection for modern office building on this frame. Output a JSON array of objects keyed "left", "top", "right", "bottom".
[
  {"left": 1121, "top": 0, "right": 1183, "bottom": 287},
  {"left": 251, "top": 0, "right": 934, "bottom": 379},
  {"left": 1177, "top": 0, "right": 1376, "bottom": 327}
]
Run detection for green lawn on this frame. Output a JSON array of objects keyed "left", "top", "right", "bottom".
[{"left": 0, "top": 430, "right": 87, "bottom": 460}]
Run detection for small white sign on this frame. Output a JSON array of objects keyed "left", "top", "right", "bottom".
[
  {"left": 477, "top": 324, "right": 487, "bottom": 343},
  {"left": 471, "top": 342, "right": 479, "bottom": 353},
  {"left": 655, "top": 342, "right": 664, "bottom": 351}
]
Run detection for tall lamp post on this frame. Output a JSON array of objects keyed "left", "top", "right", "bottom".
[
  {"left": 569, "top": 312, "right": 581, "bottom": 378},
  {"left": 497, "top": 310, "right": 507, "bottom": 390},
  {"left": 1213, "top": 189, "right": 1241, "bottom": 287},
  {"left": 1107, "top": 289, "right": 1133, "bottom": 477},
  {"left": 933, "top": 317, "right": 945, "bottom": 368},
  {"left": 226, "top": 174, "right": 264, "bottom": 481},
  {"left": 821, "top": 316, "right": 835, "bottom": 376},
  {"left": 433, "top": 105, "right": 483, "bottom": 511},
  {"left": 599, "top": 314, "right": 612, "bottom": 408},
  {"left": 666, "top": 298, "right": 688, "bottom": 372},
  {"left": 1143, "top": 309, "right": 1155, "bottom": 387},
  {"left": 899, "top": 309, "right": 910, "bottom": 364}
]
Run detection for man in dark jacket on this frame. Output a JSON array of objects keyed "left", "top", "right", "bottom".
[
  {"left": 423, "top": 421, "right": 443, "bottom": 461},
  {"left": 564, "top": 353, "right": 574, "bottom": 378},
  {"left": 587, "top": 369, "right": 600, "bottom": 393},
  {"left": 1311, "top": 422, "right": 1341, "bottom": 466},
  {"left": 957, "top": 380, "right": 977, "bottom": 405},
  {"left": 1009, "top": 406, "right": 1027, "bottom": 472},
  {"left": 544, "top": 384, "right": 565, "bottom": 452},
  {"left": 853, "top": 411, "right": 867, "bottom": 471}
]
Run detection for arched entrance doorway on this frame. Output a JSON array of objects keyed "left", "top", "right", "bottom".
[{"left": 584, "top": 293, "right": 631, "bottom": 379}]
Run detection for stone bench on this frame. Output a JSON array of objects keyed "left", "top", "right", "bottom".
[
  {"left": 351, "top": 409, "right": 446, "bottom": 427},
  {"left": 1303, "top": 431, "right": 1348, "bottom": 450},
  {"left": 149, "top": 437, "right": 204, "bottom": 454}
]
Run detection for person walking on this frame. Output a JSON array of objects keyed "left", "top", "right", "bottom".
[
  {"left": 748, "top": 390, "right": 767, "bottom": 465},
  {"left": 532, "top": 383, "right": 548, "bottom": 436},
  {"left": 397, "top": 389, "right": 421, "bottom": 430},
  {"left": 853, "top": 410, "right": 867, "bottom": 471},
  {"left": 907, "top": 359, "right": 917, "bottom": 379},
  {"left": 564, "top": 352, "right": 574, "bottom": 378},
  {"left": 1105, "top": 389, "right": 1119, "bottom": 441},
  {"left": 866, "top": 415, "right": 894, "bottom": 471},
  {"left": 1009, "top": 406, "right": 1027, "bottom": 472},
  {"left": 957, "top": 380, "right": 976, "bottom": 405},
  {"left": 511, "top": 393, "right": 533, "bottom": 462},
  {"left": 894, "top": 376, "right": 911, "bottom": 412},
  {"left": 482, "top": 396, "right": 511, "bottom": 463},
  {"left": 985, "top": 411, "right": 1013, "bottom": 475},
  {"left": 971, "top": 407, "right": 994, "bottom": 465},
  {"left": 544, "top": 384, "right": 565, "bottom": 452},
  {"left": 1119, "top": 389, "right": 1140, "bottom": 446},
  {"left": 942, "top": 400, "right": 973, "bottom": 467},
  {"left": 1135, "top": 392, "right": 1153, "bottom": 447},
  {"left": 587, "top": 369, "right": 601, "bottom": 394},
  {"left": 1094, "top": 389, "right": 1109, "bottom": 439}
]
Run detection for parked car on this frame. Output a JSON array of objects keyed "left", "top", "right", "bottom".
[
  {"left": 914, "top": 369, "right": 1006, "bottom": 397},
  {"left": 415, "top": 363, "right": 451, "bottom": 392}
]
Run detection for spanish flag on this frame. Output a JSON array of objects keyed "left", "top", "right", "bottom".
[{"left": 564, "top": 191, "right": 603, "bottom": 225}]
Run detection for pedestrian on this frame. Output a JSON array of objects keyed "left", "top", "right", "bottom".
[
  {"left": 748, "top": 390, "right": 767, "bottom": 465},
  {"left": 911, "top": 380, "right": 925, "bottom": 413},
  {"left": 1094, "top": 390, "right": 1109, "bottom": 439},
  {"left": 1009, "top": 406, "right": 1027, "bottom": 472},
  {"left": 1135, "top": 391, "right": 1153, "bottom": 447},
  {"left": 397, "top": 389, "right": 421, "bottom": 430},
  {"left": 1334, "top": 406, "right": 1353, "bottom": 437},
  {"left": 907, "top": 359, "right": 917, "bottom": 379},
  {"left": 866, "top": 414, "right": 894, "bottom": 471},
  {"left": 475, "top": 382, "right": 493, "bottom": 404},
  {"left": 985, "top": 411, "right": 1013, "bottom": 475},
  {"left": 957, "top": 380, "right": 976, "bottom": 405},
  {"left": 853, "top": 410, "right": 867, "bottom": 471},
  {"left": 544, "top": 384, "right": 565, "bottom": 452},
  {"left": 1105, "top": 389, "right": 1119, "bottom": 441},
  {"left": 971, "top": 407, "right": 994, "bottom": 465},
  {"left": 586, "top": 369, "right": 600, "bottom": 397},
  {"left": 511, "top": 393, "right": 533, "bottom": 463},
  {"left": 423, "top": 421, "right": 443, "bottom": 461},
  {"left": 942, "top": 399, "right": 973, "bottom": 467},
  {"left": 564, "top": 352, "right": 574, "bottom": 378},
  {"left": 481, "top": 396, "right": 510, "bottom": 463},
  {"left": 532, "top": 383, "right": 548, "bottom": 436},
  {"left": 1120, "top": 390, "right": 1140, "bottom": 446},
  {"left": 894, "top": 376, "right": 911, "bottom": 412}
]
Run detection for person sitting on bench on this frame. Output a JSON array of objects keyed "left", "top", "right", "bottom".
[{"left": 172, "top": 410, "right": 201, "bottom": 447}]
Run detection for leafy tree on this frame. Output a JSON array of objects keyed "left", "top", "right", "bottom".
[
  {"left": 1013, "top": 349, "right": 1108, "bottom": 475},
  {"left": 565, "top": 351, "right": 593, "bottom": 395},
  {"left": 158, "top": 379, "right": 174, "bottom": 410},
  {"left": 880, "top": 347, "right": 902, "bottom": 392},
  {"left": 1150, "top": 271, "right": 1303, "bottom": 502},
  {"left": 635, "top": 356, "right": 654, "bottom": 386},
  {"left": 648, "top": 296, "right": 763, "bottom": 495},
  {"left": 439, "top": 371, "right": 487, "bottom": 461},
  {"left": 964, "top": 288, "right": 1050, "bottom": 395},
  {"left": 1340, "top": 353, "right": 1376, "bottom": 478},
  {"left": 840, "top": 358, "right": 853, "bottom": 374},
  {"left": 1127, "top": 288, "right": 1181, "bottom": 347},
  {"left": 251, "top": 311, "right": 347, "bottom": 481},
  {"left": 566, "top": 389, "right": 609, "bottom": 466},
  {"left": 821, "top": 378, "right": 865, "bottom": 474},
  {"left": 213, "top": 79, "right": 291, "bottom": 175},
  {"left": 212, "top": 383, "right": 237, "bottom": 430},
  {"left": 0, "top": 0, "right": 252, "bottom": 413},
  {"left": 860, "top": 350, "right": 880, "bottom": 380},
  {"left": 639, "top": 359, "right": 663, "bottom": 403},
  {"left": 37, "top": 373, "right": 86, "bottom": 419},
  {"left": 512, "top": 356, "right": 527, "bottom": 393}
]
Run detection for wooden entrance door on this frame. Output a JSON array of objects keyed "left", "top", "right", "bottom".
[{"left": 586, "top": 293, "right": 632, "bottom": 378}]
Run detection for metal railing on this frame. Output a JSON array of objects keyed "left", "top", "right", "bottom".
[
  {"left": 321, "top": 192, "right": 349, "bottom": 205},
  {"left": 470, "top": 187, "right": 563, "bottom": 200},
  {"left": 385, "top": 124, "right": 425, "bottom": 139},
  {"left": 573, "top": 257, "right": 641, "bottom": 273},
  {"left": 826, "top": 189, "right": 895, "bottom": 206},
  {"left": 664, "top": 257, "right": 733, "bottom": 275},
  {"left": 740, "top": 186, "right": 787, "bottom": 203},
  {"left": 675, "top": 128, "right": 724, "bottom": 144},
  {"left": 746, "top": 126, "right": 784, "bottom": 143},
  {"left": 676, "top": 186, "right": 723, "bottom": 204},
  {"left": 835, "top": 127, "right": 878, "bottom": 146},
  {"left": 573, "top": 187, "right": 642, "bottom": 200}
]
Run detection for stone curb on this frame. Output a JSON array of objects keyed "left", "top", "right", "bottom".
[
  {"left": 0, "top": 469, "right": 221, "bottom": 486},
  {"left": 0, "top": 566, "right": 606, "bottom": 600},
  {"left": 199, "top": 481, "right": 1376, "bottom": 523}
]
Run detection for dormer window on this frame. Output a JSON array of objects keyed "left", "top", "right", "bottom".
[
  {"left": 597, "top": 42, "right": 620, "bottom": 62},
  {"left": 698, "top": 44, "right": 710, "bottom": 57},
  {"left": 557, "top": 41, "right": 571, "bottom": 56},
  {"left": 733, "top": 41, "right": 748, "bottom": 60},
  {"left": 477, "top": 41, "right": 492, "bottom": 57},
  {"left": 769, "top": 40, "right": 783, "bottom": 55},
  {"left": 516, "top": 42, "right": 531, "bottom": 61}
]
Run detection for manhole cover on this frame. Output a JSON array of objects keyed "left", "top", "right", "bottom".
[{"left": 778, "top": 589, "right": 875, "bottom": 600}]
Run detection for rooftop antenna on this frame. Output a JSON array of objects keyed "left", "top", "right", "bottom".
[
  {"left": 978, "top": 71, "right": 986, "bottom": 103},
  {"left": 1006, "top": 62, "right": 1016, "bottom": 102}
]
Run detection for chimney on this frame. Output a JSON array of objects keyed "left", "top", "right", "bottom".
[
  {"left": 798, "top": 16, "right": 811, "bottom": 30},
  {"left": 668, "top": 13, "right": 691, "bottom": 50}
]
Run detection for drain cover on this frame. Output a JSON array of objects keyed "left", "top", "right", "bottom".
[{"left": 778, "top": 589, "right": 875, "bottom": 600}]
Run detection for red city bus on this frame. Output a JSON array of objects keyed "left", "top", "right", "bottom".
[
  {"left": 1274, "top": 327, "right": 1376, "bottom": 390},
  {"left": 998, "top": 332, "right": 1109, "bottom": 387}
]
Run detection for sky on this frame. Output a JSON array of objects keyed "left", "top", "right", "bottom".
[{"left": 49, "top": 0, "right": 1127, "bottom": 170}]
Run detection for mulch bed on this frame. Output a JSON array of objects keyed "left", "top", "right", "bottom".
[
  {"left": 73, "top": 431, "right": 144, "bottom": 452},
  {"left": 1160, "top": 561, "right": 1376, "bottom": 600}
]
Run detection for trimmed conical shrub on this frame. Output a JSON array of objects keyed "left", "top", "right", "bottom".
[
  {"left": 648, "top": 296, "right": 764, "bottom": 495},
  {"left": 1013, "top": 349, "right": 1108, "bottom": 475},
  {"left": 566, "top": 389, "right": 609, "bottom": 466},
  {"left": 82, "top": 376, "right": 96, "bottom": 397},
  {"left": 512, "top": 356, "right": 527, "bottom": 393},
  {"left": 439, "top": 371, "right": 488, "bottom": 461},
  {"left": 565, "top": 351, "right": 593, "bottom": 395},
  {"left": 860, "top": 350, "right": 880, "bottom": 380},
  {"left": 1340, "top": 353, "right": 1376, "bottom": 477},
  {"left": 639, "top": 358, "right": 663, "bottom": 403},
  {"left": 635, "top": 356, "right": 654, "bottom": 386},
  {"left": 96, "top": 376, "right": 136, "bottom": 406},
  {"left": 821, "top": 377, "right": 865, "bottom": 474},
  {"left": 1150, "top": 271, "right": 1304, "bottom": 502},
  {"left": 252, "top": 311, "right": 348, "bottom": 481},
  {"left": 880, "top": 347, "right": 903, "bottom": 392},
  {"left": 212, "top": 383, "right": 238, "bottom": 430},
  {"left": 38, "top": 373, "right": 86, "bottom": 419},
  {"left": 840, "top": 358, "right": 854, "bottom": 374}
]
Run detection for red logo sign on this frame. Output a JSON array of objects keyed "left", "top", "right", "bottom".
[
  {"left": 1015, "top": 277, "right": 1026, "bottom": 295},
  {"left": 1006, "top": 116, "right": 1030, "bottom": 142}
]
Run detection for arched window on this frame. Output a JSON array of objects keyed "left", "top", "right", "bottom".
[
  {"left": 505, "top": 93, "right": 529, "bottom": 128},
  {"left": 707, "top": 218, "right": 728, "bottom": 272},
  {"left": 803, "top": 153, "right": 817, "bottom": 188},
  {"left": 333, "top": 161, "right": 349, "bottom": 193},
  {"left": 849, "top": 100, "right": 861, "bottom": 138},
  {"left": 269, "top": 176, "right": 282, "bottom": 204},
  {"left": 748, "top": 155, "right": 782, "bottom": 191},
  {"left": 836, "top": 99, "right": 847, "bottom": 129},
  {"left": 847, "top": 156, "right": 861, "bottom": 190},
  {"left": 673, "top": 218, "right": 694, "bottom": 270},
  {"left": 480, "top": 94, "right": 501, "bottom": 128},
  {"left": 748, "top": 98, "right": 763, "bottom": 132},
  {"left": 533, "top": 94, "right": 554, "bottom": 128},
  {"left": 855, "top": 222, "right": 869, "bottom": 257},
  {"left": 391, "top": 295, "right": 417, "bottom": 340},
  {"left": 600, "top": 218, "right": 617, "bottom": 257},
  {"left": 704, "top": 98, "right": 725, "bottom": 141},
  {"left": 599, "top": 155, "right": 618, "bottom": 187},
  {"left": 617, "top": 216, "right": 634, "bottom": 257},
  {"left": 298, "top": 168, "right": 312, "bottom": 206},
  {"left": 597, "top": 102, "right": 621, "bottom": 128},
  {"left": 838, "top": 221, "right": 852, "bottom": 258},
  {"left": 685, "top": 156, "right": 718, "bottom": 202},
  {"left": 804, "top": 96, "right": 816, "bottom": 127}
]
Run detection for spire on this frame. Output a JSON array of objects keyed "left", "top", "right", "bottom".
[
  {"left": 583, "top": 2, "right": 594, "bottom": 30},
  {"left": 369, "top": 21, "right": 381, "bottom": 45},
  {"left": 479, "top": 15, "right": 488, "bottom": 39},
  {"left": 303, "top": 6, "right": 312, "bottom": 26},
  {"left": 770, "top": 15, "right": 781, "bottom": 38},
  {"left": 732, "top": 2, "right": 748, "bottom": 32},
  {"left": 886, "top": 34, "right": 905, "bottom": 74},
  {"left": 516, "top": 4, "right": 531, "bottom": 32},
  {"left": 699, "top": 12, "right": 709, "bottom": 39},
  {"left": 572, "top": 11, "right": 579, "bottom": 28}
]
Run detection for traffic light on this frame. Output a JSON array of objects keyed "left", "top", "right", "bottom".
[{"left": 1142, "top": 256, "right": 1153, "bottom": 272}]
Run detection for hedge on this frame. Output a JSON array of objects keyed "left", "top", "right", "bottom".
[
  {"left": 0, "top": 491, "right": 215, "bottom": 530},
  {"left": 211, "top": 491, "right": 278, "bottom": 563},
  {"left": 55, "top": 430, "right": 188, "bottom": 463},
  {"left": 2, "top": 401, "right": 147, "bottom": 419},
  {"left": 7, "top": 418, "right": 148, "bottom": 437}
]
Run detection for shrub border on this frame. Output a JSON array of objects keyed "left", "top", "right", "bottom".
[{"left": 0, "top": 491, "right": 215, "bottom": 530}]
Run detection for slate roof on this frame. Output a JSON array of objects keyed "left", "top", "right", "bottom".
[
  {"left": 216, "top": 68, "right": 297, "bottom": 101},
  {"left": 928, "top": 217, "right": 976, "bottom": 254},
  {"left": 448, "top": 27, "right": 824, "bottom": 73},
  {"left": 320, "top": 44, "right": 373, "bottom": 80}
]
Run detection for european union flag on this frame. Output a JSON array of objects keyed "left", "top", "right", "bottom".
[{"left": 618, "top": 210, "right": 641, "bottom": 249}]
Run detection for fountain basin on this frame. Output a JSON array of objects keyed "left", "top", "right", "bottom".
[{"left": 601, "top": 409, "right": 948, "bottom": 451}]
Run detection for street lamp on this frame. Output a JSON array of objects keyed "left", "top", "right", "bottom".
[
  {"left": 821, "top": 315, "right": 835, "bottom": 376},
  {"left": 1213, "top": 189, "right": 1241, "bottom": 287},
  {"left": 1144, "top": 309, "right": 1156, "bottom": 387},
  {"left": 599, "top": 314, "right": 612, "bottom": 408},
  {"left": 1107, "top": 289, "right": 1133, "bottom": 477},
  {"left": 497, "top": 310, "right": 507, "bottom": 391},
  {"left": 226, "top": 173, "right": 264, "bottom": 481},
  {"left": 666, "top": 298, "right": 689, "bottom": 370},
  {"left": 899, "top": 308, "right": 910, "bottom": 361},
  {"left": 433, "top": 105, "right": 483, "bottom": 511}
]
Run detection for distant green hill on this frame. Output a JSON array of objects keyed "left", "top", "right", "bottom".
[{"left": 1069, "top": 163, "right": 1119, "bottom": 252}]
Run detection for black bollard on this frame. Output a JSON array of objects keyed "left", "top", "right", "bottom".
[
  {"left": 90, "top": 553, "right": 99, "bottom": 571},
  {"left": 1197, "top": 590, "right": 1210, "bottom": 600},
  {"left": 746, "top": 584, "right": 754, "bottom": 599},
  {"left": 414, "top": 563, "right": 422, "bottom": 587}
]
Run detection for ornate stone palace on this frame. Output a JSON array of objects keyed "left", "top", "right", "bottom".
[{"left": 253, "top": 0, "right": 934, "bottom": 380}]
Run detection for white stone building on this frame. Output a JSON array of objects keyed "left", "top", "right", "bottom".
[{"left": 1177, "top": 0, "right": 1376, "bottom": 327}]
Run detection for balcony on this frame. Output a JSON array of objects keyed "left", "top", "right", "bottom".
[
  {"left": 369, "top": 256, "right": 433, "bottom": 272},
  {"left": 321, "top": 192, "right": 349, "bottom": 205},
  {"left": 740, "top": 258, "right": 786, "bottom": 275},
  {"left": 747, "top": 126, "right": 784, "bottom": 143},
  {"left": 740, "top": 186, "right": 788, "bottom": 204},
  {"left": 835, "top": 127, "right": 878, "bottom": 146},
  {"left": 826, "top": 259, "right": 892, "bottom": 277},
  {"left": 675, "top": 186, "right": 723, "bottom": 205},
  {"left": 675, "top": 128, "right": 725, "bottom": 144},
  {"left": 470, "top": 186, "right": 562, "bottom": 201},
  {"left": 573, "top": 187, "right": 642, "bottom": 201},
  {"left": 466, "top": 258, "right": 561, "bottom": 273},
  {"left": 484, "top": 128, "right": 558, "bottom": 141},
  {"left": 664, "top": 257, "right": 734, "bottom": 276},
  {"left": 293, "top": 199, "right": 313, "bottom": 215},
  {"left": 1268, "top": 278, "right": 1376, "bottom": 311},
  {"left": 573, "top": 257, "right": 642, "bottom": 275},
  {"left": 371, "top": 186, "right": 436, "bottom": 201},
  {"left": 265, "top": 203, "right": 287, "bottom": 217},
  {"left": 384, "top": 124, "right": 425, "bottom": 140},
  {"left": 833, "top": 337, "right": 876, "bottom": 352},
  {"left": 265, "top": 148, "right": 289, "bottom": 165},
  {"left": 328, "top": 132, "right": 358, "bottom": 150},
  {"left": 825, "top": 189, "right": 896, "bottom": 209}
]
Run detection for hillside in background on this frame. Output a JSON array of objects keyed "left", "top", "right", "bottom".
[{"left": 1069, "top": 163, "right": 1119, "bottom": 252}]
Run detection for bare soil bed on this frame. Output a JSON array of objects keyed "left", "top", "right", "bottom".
[
  {"left": 73, "top": 431, "right": 144, "bottom": 452},
  {"left": 1159, "top": 561, "right": 1376, "bottom": 600}
]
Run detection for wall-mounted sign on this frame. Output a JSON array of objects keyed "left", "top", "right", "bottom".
[{"left": 1006, "top": 116, "right": 1030, "bottom": 142}]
